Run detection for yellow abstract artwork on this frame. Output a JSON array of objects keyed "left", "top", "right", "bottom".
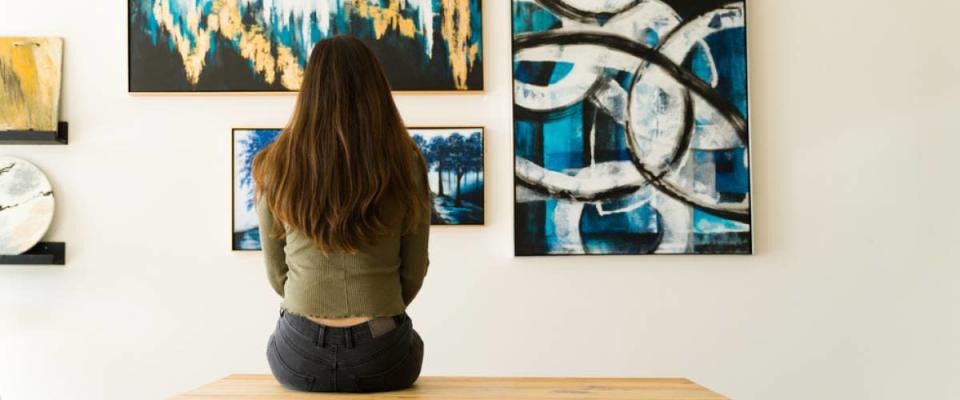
[{"left": 0, "top": 37, "right": 64, "bottom": 132}]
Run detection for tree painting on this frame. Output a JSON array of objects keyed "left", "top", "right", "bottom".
[
  {"left": 234, "top": 127, "right": 485, "bottom": 251},
  {"left": 410, "top": 128, "right": 484, "bottom": 225}
]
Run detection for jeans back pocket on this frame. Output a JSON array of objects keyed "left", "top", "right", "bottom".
[{"left": 353, "top": 331, "right": 424, "bottom": 393}]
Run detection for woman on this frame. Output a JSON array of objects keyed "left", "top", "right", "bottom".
[{"left": 253, "top": 36, "right": 431, "bottom": 393}]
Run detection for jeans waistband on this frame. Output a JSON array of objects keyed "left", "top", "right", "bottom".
[{"left": 280, "top": 310, "right": 407, "bottom": 348}]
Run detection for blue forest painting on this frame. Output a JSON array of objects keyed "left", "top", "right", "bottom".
[
  {"left": 512, "top": 0, "right": 751, "bottom": 255},
  {"left": 233, "top": 127, "right": 484, "bottom": 251},
  {"left": 410, "top": 128, "right": 484, "bottom": 225},
  {"left": 129, "top": 0, "right": 483, "bottom": 92}
]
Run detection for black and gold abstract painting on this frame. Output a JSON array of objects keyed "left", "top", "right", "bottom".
[{"left": 129, "top": 0, "right": 483, "bottom": 93}]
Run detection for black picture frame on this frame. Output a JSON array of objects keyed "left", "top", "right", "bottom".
[{"left": 510, "top": 0, "right": 754, "bottom": 257}]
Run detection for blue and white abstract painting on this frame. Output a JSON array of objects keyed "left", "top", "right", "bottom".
[
  {"left": 513, "top": 0, "right": 751, "bottom": 255},
  {"left": 233, "top": 127, "right": 484, "bottom": 250}
]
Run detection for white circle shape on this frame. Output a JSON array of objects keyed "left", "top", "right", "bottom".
[{"left": 0, "top": 157, "right": 55, "bottom": 255}]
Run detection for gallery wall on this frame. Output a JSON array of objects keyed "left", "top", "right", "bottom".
[{"left": 1, "top": 0, "right": 959, "bottom": 399}]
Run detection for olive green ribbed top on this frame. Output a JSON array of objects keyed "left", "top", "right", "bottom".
[{"left": 258, "top": 175, "right": 430, "bottom": 319}]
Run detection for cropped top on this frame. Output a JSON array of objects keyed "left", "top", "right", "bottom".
[{"left": 258, "top": 170, "right": 430, "bottom": 319}]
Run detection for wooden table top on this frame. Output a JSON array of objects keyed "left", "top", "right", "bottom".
[{"left": 171, "top": 375, "right": 729, "bottom": 399}]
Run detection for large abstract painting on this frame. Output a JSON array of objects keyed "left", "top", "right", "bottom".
[
  {"left": 129, "top": 0, "right": 483, "bottom": 93},
  {"left": 0, "top": 37, "right": 63, "bottom": 133},
  {"left": 512, "top": 0, "right": 751, "bottom": 255},
  {"left": 233, "top": 127, "right": 484, "bottom": 250}
]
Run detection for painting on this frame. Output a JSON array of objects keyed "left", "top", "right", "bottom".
[
  {"left": 233, "top": 127, "right": 484, "bottom": 250},
  {"left": 512, "top": 0, "right": 751, "bottom": 255},
  {"left": 129, "top": 0, "right": 483, "bottom": 93},
  {"left": 0, "top": 157, "right": 55, "bottom": 255},
  {"left": 0, "top": 37, "right": 64, "bottom": 133},
  {"left": 233, "top": 129, "right": 281, "bottom": 251},
  {"left": 410, "top": 127, "right": 484, "bottom": 225}
]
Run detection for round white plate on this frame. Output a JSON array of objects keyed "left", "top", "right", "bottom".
[{"left": 0, "top": 157, "right": 55, "bottom": 255}]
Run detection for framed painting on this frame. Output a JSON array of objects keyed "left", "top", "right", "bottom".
[
  {"left": 409, "top": 127, "right": 485, "bottom": 226},
  {"left": 129, "top": 0, "right": 483, "bottom": 93},
  {"left": 0, "top": 37, "right": 63, "bottom": 134},
  {"left": 512, "top": 0, "right": 752, "bottom": 255},
  {"left": 233, "top": 126, "right": 484, "bottom": 251}
]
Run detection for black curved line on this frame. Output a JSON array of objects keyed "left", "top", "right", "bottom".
[
  {"left": 623, "top": 126, "right": 750, "bottom": 222},
  {"left": 651, "top": 3, "right": 747, "bottom": 144},
  {"left": 618, "top": 40, "right": 750, "bottom": 223},
  {"left": 645, "top": 167, "right": 749, "bottom": 223},
  {"left": 582, "top": 98, "right": 597, "bottom": 166},
  {"left": 514, "top": 31, "right": 748, "bottom": 144},
  {"left": 0, "top": 190, "right": 53, "bottom": 213},
  {"left": 668, "top": 89, "right": 696, "bottom": 169},
  {"left": 516, "top": 176, "right": 647, "bottom": 203},
  {"left": 0, "top": 163, "right": 14, "bottom": 177},
  {"left": 622, "top": 14, "right": 750, "bottom": 223},
  {"left": 533, "top": 0, "right": 644, "bottom": 24},
  {"left": 513, "top": 101, "right": 590, "bottom": 122},
  {"left": 649, "top": 207, "right": 666, "bottom": 254}
]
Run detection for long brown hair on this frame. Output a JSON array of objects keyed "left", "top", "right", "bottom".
[{"left": 253, "top": 36, "right": 430, "bottom": 253}]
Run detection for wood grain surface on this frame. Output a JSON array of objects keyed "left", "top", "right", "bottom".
[{"left": 171, "top": 375, "right": 730, "bottom": 400}]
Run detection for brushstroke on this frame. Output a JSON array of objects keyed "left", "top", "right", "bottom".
[
  {"left": 0, "top": 37, "right": 63, "bottom": 132},
  {"left": 350, "top": 0, "right": 419, "bottom": 40},
  {"left": 441, "top": 0, "right": 481, "bottom": 90}
]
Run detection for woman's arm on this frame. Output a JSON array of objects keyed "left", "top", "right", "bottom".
[
  {"left": 257, "top": 200, "right": 288, "bottom": 297},
  {"left": 400, "top": 151, "right": 432, "bottom": 305},
  {"left": 400, "top": 206, "right": 430, "bottom": 306}
]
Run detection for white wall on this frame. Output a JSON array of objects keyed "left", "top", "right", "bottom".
[{"left": 1, "top": 1, "right": 958, "bottom": 399}]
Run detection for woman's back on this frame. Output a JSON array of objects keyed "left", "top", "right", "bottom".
[{"left": 258, "top": 155, "right": 430, "bottom": 320}]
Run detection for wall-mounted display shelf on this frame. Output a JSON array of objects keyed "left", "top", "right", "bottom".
[
  {"left": 0, "top": 122, "right": 69, "bottom": 145},
  {"left": 0, "top": 242, "right": 66, "bottom": 265}
]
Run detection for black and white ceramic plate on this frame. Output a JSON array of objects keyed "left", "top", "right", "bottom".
[{"left": 0, "top": 157, "right": 55, "bottom": 255}]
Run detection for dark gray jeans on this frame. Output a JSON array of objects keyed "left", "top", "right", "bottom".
[{"left": 267, "top": 310, "right": 423, "bottom": 392}]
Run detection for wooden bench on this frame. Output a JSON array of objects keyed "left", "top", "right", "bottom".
[{"left": 171, "top": 374, "right": 730, "bottom": 399}]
